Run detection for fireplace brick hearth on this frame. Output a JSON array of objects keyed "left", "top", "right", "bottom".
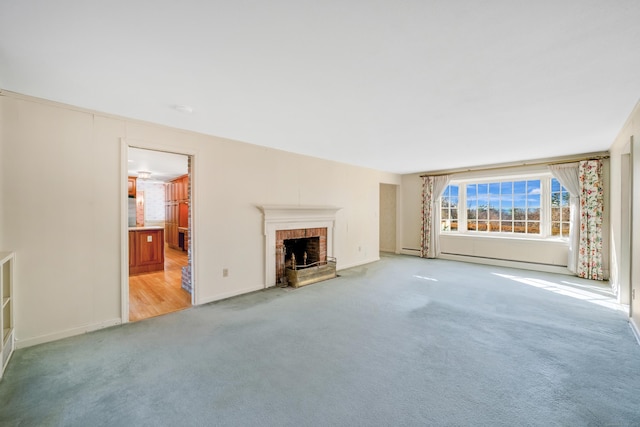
[{"left": 275, "top": 228, "right": 327, "bottom": 285}]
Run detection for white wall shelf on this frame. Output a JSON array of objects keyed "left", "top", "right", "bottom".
[{"left": 0, "top": 251, "right": 15, "bottom": 380}]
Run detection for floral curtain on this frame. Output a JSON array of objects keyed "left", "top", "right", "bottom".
[
  {"left": 548, "top": 163, "right": 580, "bottom": 273},
  {"left": 577, "top": 160, "right": 604, "bottom": 280},
  {"left": 421, "top": 175, "right": 450, "bottom": 258}
]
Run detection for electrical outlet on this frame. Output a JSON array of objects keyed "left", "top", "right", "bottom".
[
  {"left": 147, "top": 235, "right": 152, "bottom": 242},
  {"left": 223, "top": 268, "right": 229, "bottom": 277}
]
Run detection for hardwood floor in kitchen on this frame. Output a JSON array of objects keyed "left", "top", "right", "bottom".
[{"left": 129, "top": 244, "right": 191, "bottom": 322}]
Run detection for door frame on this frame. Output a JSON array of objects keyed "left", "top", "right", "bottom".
[{"left": 120, "top": 138, "right": 198, "bottom": 323}]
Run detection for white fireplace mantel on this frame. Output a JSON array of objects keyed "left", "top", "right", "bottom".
[
  {"left": 258, "top": 205, "right": 342, "bottom": 226},
  {"left": 258, "top": 205, "right": 342, "bottom": 287}
]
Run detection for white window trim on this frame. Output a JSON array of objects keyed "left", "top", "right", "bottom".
[{"left": 440, "top": 172, "right": 569, "bottom": 241}]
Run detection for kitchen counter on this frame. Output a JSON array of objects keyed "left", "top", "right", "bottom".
[
  {"left": 129, "top": 228, "right": 165, "bottom": 274},
  {"left": 129, "top": 226, "right": 164, "bottom": 231}
]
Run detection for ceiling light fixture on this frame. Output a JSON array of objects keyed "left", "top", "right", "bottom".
[{"left": 137, "top": 171, "right": 151, "bottom": 180}]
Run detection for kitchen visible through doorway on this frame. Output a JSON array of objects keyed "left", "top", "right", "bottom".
[{"left": 127, "top": 147, "right": 193, "bottom": 321}]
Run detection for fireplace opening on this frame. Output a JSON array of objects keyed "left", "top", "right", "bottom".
[
  {"left": 284, "top": 237, "right": 320, "bottom": 269},
  {"left": 275, "top": 227, "right": 334, "bottom": 287}
]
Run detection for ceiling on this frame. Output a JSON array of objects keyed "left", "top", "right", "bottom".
[
  {"left": 128, "top": 147, "right": 188, "bottom": 183},
  {"left": 2, "top": 1, "right": 639, "bottom": 174}
]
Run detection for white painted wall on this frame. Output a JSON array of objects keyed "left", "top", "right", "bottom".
[
  {"left": 0, "top": 92, "right": 400, "bottom": 347},
  {"left": 440, "top": 235, "right": 568, "bottom": 266}
]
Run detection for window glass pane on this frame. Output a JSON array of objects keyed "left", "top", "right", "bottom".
[
  {"left": 467, "top": 207, "right": 477, "bottom": 220},
  {"left": 467, "top": 184, "right": 477, "bottom": 198},
  {"left": 562, "top": 206, "right": 570, "bottom": 221},
  {"left": 478, "top": 205, "right": 488, "bottom": 220},
  {"left": 527, "top": 207, "right": 540, "bottom": 220},
  {"left": 477, "top": 221, "right": 488, "bottom": 231},
  {"left": 501, "top": 221, "right": 513, "bottom": 232},
  {"left": 551, "top": 222, "right": 560, "bottom": 236},
  {"left": 551, "top": 207, "right": 561, "bottom": 222},
  {"left": 451, "top": 209, "right": 458, "bottom": 220},
  {"left": 551, "top": 178, "right": 561, "bottom": 192},
  {"left": 562, "top": 191, "right": 570, "bottom": 206},
  {"left": 489, "top": 194, "right": 500, "bottom": 211},
  {"left": 489, "top": 183, "right": 500, "bottom": 195},
  {"left": 489, "top": 206, "right": 500, "bottom": 221},
  {"left": 478, "top": 183, "right": 488, "bottom": 195},
  {"left": 527, "top": 222, "right": 540, "bottom": 234},
  {"left": 514, "top": 207, "right": 526, "bottom": 220},
  {"left": 514, "top": 221, "right": 526, "bottom": 233},
  {"left": 450, "top": 220, "right": 458, "bottom": 231},
  {"left": 561, "top": 222, "right": 570, "bottom": 236},
  {"left": 450, "top": 196, "right": 458, "bottom": 208},
  {"left": 489, "top": 221, "right": 500, "bottom": 232},
  {"left": 501, "top": 182, "right": 513, "bottom": 194},
  {"left": 450, "top": 186, "right": 458, "bottom": 197},
  {"left": 514, "top": 181, "right": 526, "bottom": 194},
  {"left": 502, "top": 208, "right": 513, "bottom": 220},
  {"left": 527, "top": 180, "right": 541, "bottom": 195},
  {"left": 551, "top": 192, "right": 561, "bottom": 207},
  {"left": 514, "top": 193, "right": 526, "bottom": 210},
  {"left": 467, "top": 220, "right": 476, "bottom": 231}
]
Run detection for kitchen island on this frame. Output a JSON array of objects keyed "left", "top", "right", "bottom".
[{"left": 129, "top": 227, "right": 165, "bottom": 274}]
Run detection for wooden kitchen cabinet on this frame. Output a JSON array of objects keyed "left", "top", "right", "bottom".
[
  {"left": 129, "top": 231, "right": 136, "bottom": 269},
  {"left": 128, "top": 177, "right": 137, "bottom": 198},
  {"left": 165, "top": 174, "right": 189, "bottom": 251},
  {"left": 129, "top": 228, "right": 164, "bottom": 274}
]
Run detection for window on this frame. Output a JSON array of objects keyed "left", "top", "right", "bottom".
[
  {"left": 440, "top": 176, "right": 569, "bottom": 238},
  {"left": 441, "top": 185, "right": 459, "bottom": 231},
  {"left": 550, "top": 178, "right": 570, "bottom": 237}
]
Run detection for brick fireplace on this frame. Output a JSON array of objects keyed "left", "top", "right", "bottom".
[
  {"left": 259, "top": 205, "right": 341, "bottom": 288},
  {"left": 276, "top": 227, "right": 327, "bottom": 285}
]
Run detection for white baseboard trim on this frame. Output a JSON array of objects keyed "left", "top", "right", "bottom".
[
  {"left": 196, "top": 259, "right": 381, "bottom": 306},
  {"left": 438, "top": 253, "right": 572, "bottom": 275},
  {"left": 399, "top": 248, "right": 421, "bottom": 257},
  {"left": 337, "top": 257, "right": 380, "bottom": 272},
  {"left": 197, "top": 284, "right": 266, "bottom": 306},
  {"left": 16, "top": 318, "right": 122, "bottom": 349},
  {"left": 630, "top": 318, "right": 640, "bottom": 346}
]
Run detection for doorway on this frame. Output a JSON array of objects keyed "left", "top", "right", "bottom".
[
  {"left": 126, "top": 146, "right": 193, "bottom": 322},
  {"left": 379, "top": 183, "right": 398, "bottom": 253}
]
